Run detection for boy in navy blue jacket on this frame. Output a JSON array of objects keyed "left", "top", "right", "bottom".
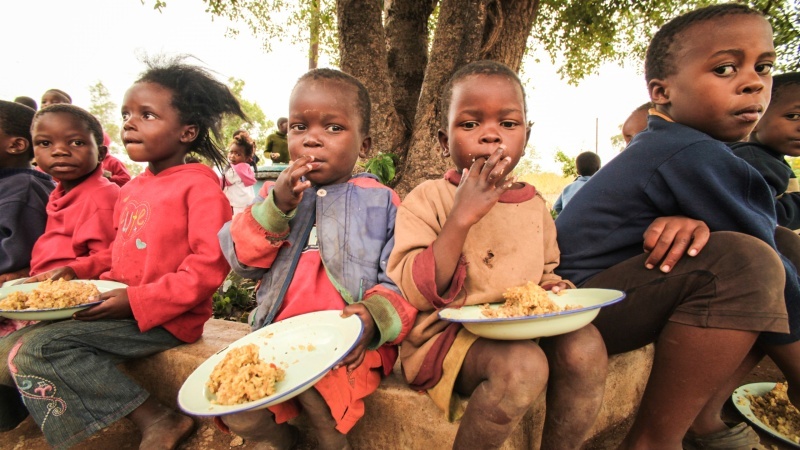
[
  {"left": 556, "top": 5, "right": 800, "bottom": 449},
  {"left": 731, "top": 72, "right": 800, "bottom": 229}
]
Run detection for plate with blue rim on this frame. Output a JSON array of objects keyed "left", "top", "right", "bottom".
[{"left": 0, "top": 279, "right": 127, "bottom": 321}]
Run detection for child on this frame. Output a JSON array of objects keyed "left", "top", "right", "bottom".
[
  {"left": 0, "top": 101, "right": 54, "bottom": 284},
  {"left": 731, "top": 73, "right": 800, "bottom": 229},
  {"left": 265, "top": 116, "right": 289, "bottom": 163},
  {"left": 40, "top": 89, "right": 71, "bottom": 107},
  {"left": 554, "top": 5, "right": 800, "bottom": 448},
  {"left": 218, "top": 68, "right": 416, "bottom": 449},
  {"left": 13, "top": 96, "right": 37, "bottom": 111},
  {"left": 14, "top": 57, "right": 242, "bottom": 449},
  {"left": 101, "top": 132, "right": 132, "bottom": 187},
  {"left": 0, "top": 100, "right": 53, "bottom": 432},
  {"left": 387, "top": 61, "right": 607, "bottom": 449},
  {"left": 552, "top": 151, "right": 601, "bottom": 214},
  {"left": 28, "top": 105, "right": 119, "bottom": 277},
  {"left": 621, "top": 102, "right": 651, "bottom": 145},
  {"left": 221, "top": 130, "right": 256, "bottom": 214}
]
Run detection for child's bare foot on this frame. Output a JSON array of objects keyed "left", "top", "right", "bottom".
[
  {"left": 138, "top": 410, "right": 195, "bottom": 450},
  {"left": 127, "top": 397, "right": 196, "bottom": 450}
]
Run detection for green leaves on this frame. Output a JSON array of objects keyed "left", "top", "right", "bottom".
[
  {"left": 361, "top": 152, "right": 399, "bottom": 185},
  {"left": 212, "top": 272, "right": 257, "bottom": 322}
]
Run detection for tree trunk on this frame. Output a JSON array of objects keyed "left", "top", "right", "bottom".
[
  {"left": 482, "top": 0, "right": 540, "bottom": 70},
  {"left": 309, "top": 0, "right": 320, "bottom": 69},
  {"left": 336, "top": 0, "right": 406, "bottom": 159}
]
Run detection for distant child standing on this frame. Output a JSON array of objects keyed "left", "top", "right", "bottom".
[
  {"left": 14, "top": 58, "right": 242, "bottom": 449},
  {"left": 40, "top": 89, "right": 71, "bottom": 108},
  {"left": 0, "top": 101, "right": 54, "bottom": 284},
  {"left": 28, "top": 105, "right": 119, "bottom": 276},
  {"left": 266, "top": 116, "right": 289, "bottom": 163},
  {"left": 555, "top": 5, "right": 800, "bottom": 448},
  {"left": 218, "top": 69, "right": 416, "bottom": 450},
  {"left": 221, "top": 129, "right": 256, "bottom": 214},
  {"left": 388, "top": 61, "right": 607, "bottom": 449},
  {"left": 552, "top": 151, "right": 601, "bottom": 214},
  {"left": 0, "top": 100, "right": 53, "bottom": 432},
  {"left": 731, "top": 73, "right": 800, "bottom": 229}
]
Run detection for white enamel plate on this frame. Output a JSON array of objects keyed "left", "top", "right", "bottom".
[
  {"left": 732, "top": 382, "right": 800, "bottom": 448},
  {"left": 438, "top": 288, "right": 625, "bottom": 340},
  {"left": 0, "top": 279, "right": 127, "bottom": 320},
  {"left": 178, "top": 310, "right": 363, "bottom": 416}
]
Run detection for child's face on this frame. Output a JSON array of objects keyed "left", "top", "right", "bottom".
[
  {"left": 32, "top": 112, "right": 104, "bottom": 191},
  {"left": 278, "top": 120, "right": 288, "bottom": 134},
  {"left": 41, "top": 91, "right": 70, "bottom": 107},
  {"left": 751, "top": 84, "right": 800, "bottom": 157},
  {"left": 287, "top": 79, "right": 369, "bottom": 186},
  {"left": 439, "top": 74, "right": 529, "bottom": 172},
  {"left": 121, "top": 82, "right": 197, "bottom": 174},
  {"left": 227, "top": 144, "right": 247, "bottom": 164},
  {"left": 649, "top": 15, "right": 775, "bottom": 142},
  {"left": 622, "top": 109, "right": 648, "bottom": 145}
]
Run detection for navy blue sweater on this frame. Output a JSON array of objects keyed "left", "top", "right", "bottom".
[
  {"left": 0, "top": 168, "right": 54, "bottom": 275},
  {"left": 555, "top": 117, "right": 800, "bottom": 343}
]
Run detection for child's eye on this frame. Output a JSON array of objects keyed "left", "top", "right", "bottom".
[
  {"left": 460, "top": 121, "right": 479, "bottom": 130},
  {"left": 71, "top": 140, "right": 85, "bottom": 146},
  {"left": 34, "top": 140, "right": 50, "bottom": 147},
  {"left": 326, "top": 124, "right": 343, "bottom": 132},
  {"left": 121, "top": 112, "right": 130, "bottom": 121},
  {"left": 290, "top": 124, "right": 306, "bottom": 132},
  {"left": 142, "top": 112, "right": 156, "bottom": 120},
  {"left": 755, "top": 63, "right": 773, "bottom": 75},
  {"left": 713, "top": 65, "right": 736, "bottom": 76},
  {"left": 500, "top": 121, "right": 518, "bottom": 129},
  {"left": 786, "top": 113, "right": 800, "bottom": 121}
]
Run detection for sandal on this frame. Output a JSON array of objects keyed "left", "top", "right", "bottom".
[{"left": 682, "top": 422, "right": 764, "bottom": 449}]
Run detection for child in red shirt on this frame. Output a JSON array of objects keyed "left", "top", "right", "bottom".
[
  {"left": 28, "top": 105, "right": 119, "bottom": 276},
  {"left": 15, "top": 58, "right": 245, "bottom": 449}
]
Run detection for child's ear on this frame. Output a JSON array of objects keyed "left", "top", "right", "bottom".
[
  {"left": 359, "top": 136, "right": 371, "bottom": 159},
  {"left": 97, "top": 145, "right": 108, "bottom": 162},
  {"left": 648, "top": 79, "right": 670, "bottom": 106},
  {"left": 7, "top": 137, "right": 30, "bottom": 155},
  {"left": 524, "top": 123, "right": 532, "bottom": 147},
  {"left": 180, "top": 125, "right": 199, "bottom": 144},
  {"left": 438, "top": 129, "right": 450, "bottom": 158}
]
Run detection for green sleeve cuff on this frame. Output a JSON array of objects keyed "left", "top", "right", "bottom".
[
  {"left": 361, "top": 294, "right": 402, "bottom": 349},
  {"left": 250, "top": 190, "right": 297, "bottom": 234}
]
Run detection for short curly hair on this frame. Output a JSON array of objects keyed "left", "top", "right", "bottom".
[
  {"left": 645, "top": 4, "right": 765, "bottom": 82},
  {"left": 294, "top": 69, "right": 371, "bottom": 136},
  {"left": 440, "top": 60, "right": 527, "bottom": 128},
  {"left": 772, "top": 72, "right": 800, "bottom": 102},
  {"left": 576, "top": 151, "right": 601, "bottom": 177},
  {"left": 33, "top": 104, "right": 105, "bottom": 149},
  {"left": 0, "top": 100, "right": 35, "bottom": 159}
]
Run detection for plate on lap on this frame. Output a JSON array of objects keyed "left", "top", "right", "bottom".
[
  {"left": 0, "top": 280, "right": 127, "bottom": 320},
  {"left": 732, "top": 382, "right": 800, "bottom": 448},
  {"left": 178, "top": 310, "right": 363, "bottom": 416},
  {"left": 438, "top": 288, "right": 625, "bottom": 340}
]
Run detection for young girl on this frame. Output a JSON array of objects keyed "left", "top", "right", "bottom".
[
  {"left": 221, "top": 130, "right": 256, "bottom": 214},
  {"left": 14, "top": 57, "right": 245, "bottom": 449},
  {"left": 387, "top": 61, "right": 607, "bottom": 449}
]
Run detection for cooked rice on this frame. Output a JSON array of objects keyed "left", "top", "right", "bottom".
[
  {"left": 744, "top": 382, "right": 800, "bottom": 443},
  {"left": 0, "top": 279, "right": 100, "bottom": 310},
  {"left": 481, "top": 281, "right": 579, "bottom": 318},
  {"left": 207, "top": 343, "right": 285, "bottom": 405}
]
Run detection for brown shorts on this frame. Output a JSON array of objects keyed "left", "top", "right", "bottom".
[{"left": 583, "top": 231, "right": 789, "bottom": 355}]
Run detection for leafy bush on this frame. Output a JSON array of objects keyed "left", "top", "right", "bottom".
[
  {"left": 361, "top": 153, "right": 398, "bottom": 185},
  {"left": 212, "top": 272, "right": 257, "bottom": 323}
]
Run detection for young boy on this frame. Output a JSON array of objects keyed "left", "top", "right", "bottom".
[
  {"left": 218, "top": 69, "right": 416, "bottom": 449},
  {"left": 555, "top": 5, "right": 799, "bottom": 448},
  {"left": 388, "top": 61, "right": 607, "bottom": 449},
  {"left": 0, "top": 101, "right": 54, "bottom": 284},
  {"left": 265, "top": 117, "right": 289, "bottom": 163},
  {"left": 731, "top": 73, "right": 800, "bottom": 229},
  {"left": 28, "top": 104, "right": 120, "bottom": 277},
  {"left": 40, "top": 89, "right": 71, "bottom": 108},
  {"left": 552, "top": 151, "right": 601, "bottom": 214},
  {"left": 0, "top": 100, "right": 54, "bottom": 432},
  {"left": 621, "top": 102, "right": 651, "bottom": 146}
]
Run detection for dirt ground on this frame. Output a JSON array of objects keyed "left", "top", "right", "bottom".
[{"left": 1, "top": 357, "right": 795, "bottom": 449}]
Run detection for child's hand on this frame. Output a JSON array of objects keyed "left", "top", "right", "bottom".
[
  {"left": 450, "top": 146, "right": 514, "bottom": 227},
  {"left": 337, "top": 303, "right": 377, "bottom": 372},
  {"left": 73, "top": 288, "right": 133, "bottom": 321},
  {"left": 272, "top": 155, "right": 317, "bottom": 214},
  {"left": 548, "top": 282, "right": 572, "bottom": 294},
  {"left": 0, "top": 268, "right": 30, "bottom": 284},
  {"left": 22, "top": 266, "right": 78, "bottom": 284},
  {"left": 643, "top": 216, "right": 710, "bottom": 273}
]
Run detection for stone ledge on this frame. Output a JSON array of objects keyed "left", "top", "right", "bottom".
[{"left": 120, "top": 318, "right": 654, "bottom": 449}]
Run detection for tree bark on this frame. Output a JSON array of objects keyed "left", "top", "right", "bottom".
[{"left": 336, "top": 0, "right": 406, "bottom": 159}]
